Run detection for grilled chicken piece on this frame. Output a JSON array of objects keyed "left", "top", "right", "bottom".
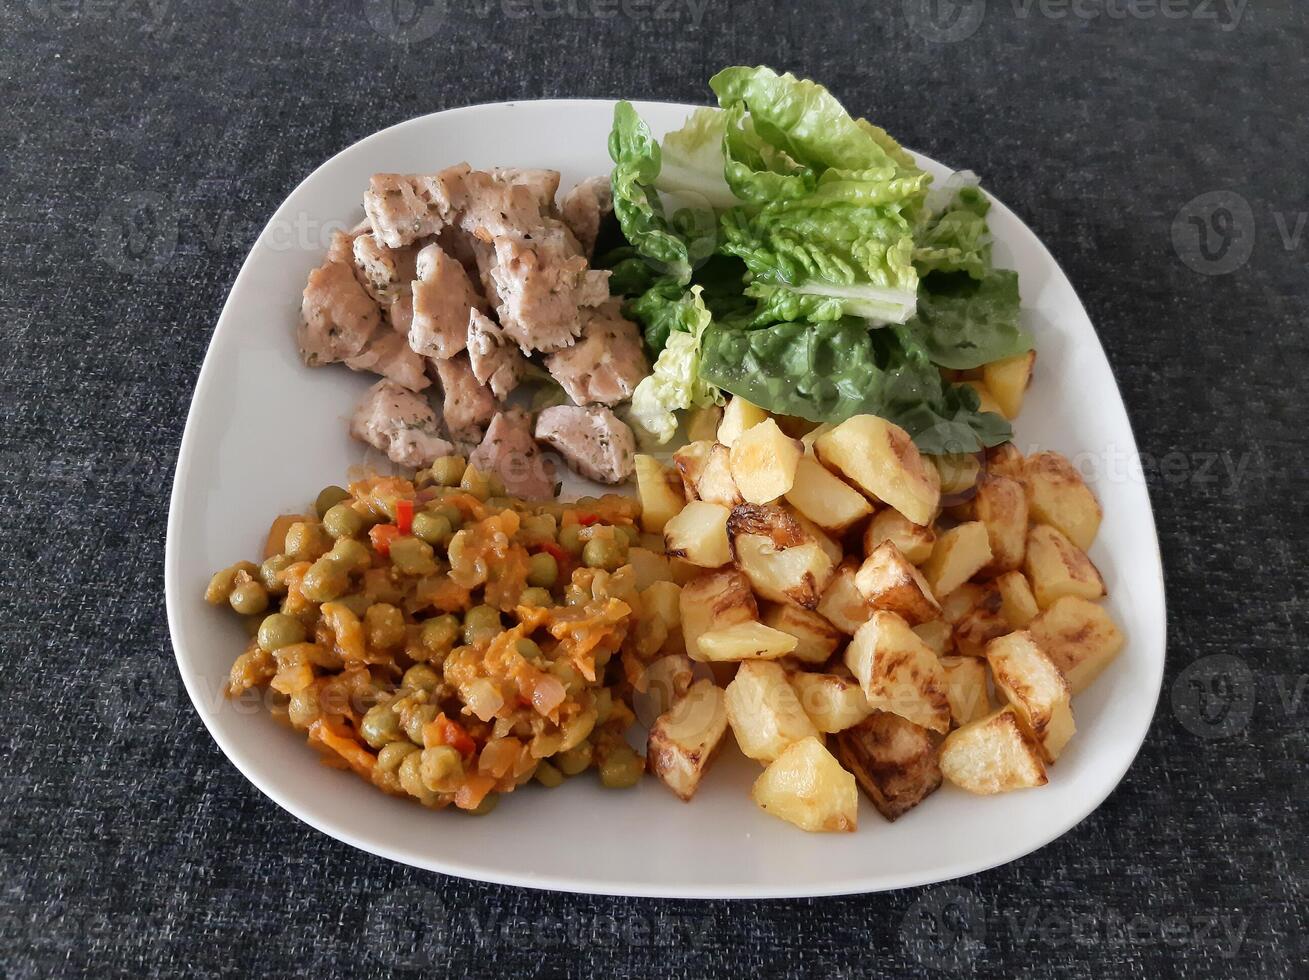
[
  {"left": 352, "top": 234, "right": 419, "bottom": 308},
  {"left": 534, "top": 405, "right": 636, "bottom": 484},
  {"left": 490, "top": 229, "right": 611, "bottom": 353},
  {"left": 409, "top": 242, "right": 487, "bottom": 361},
  {"left": 468, "top": 409, "right": 557, "bottom": 499},
  {"left": 363, "top": 165, "right": 470, "bottom": 249},
  {"left": 344, "top": 330, "right": 429, "bottom": 392},
  {"left": 833, "top": 712, "right": 943, "bottom": 822},
  {"left": 466, "top": 309, "right": 526, "bottom": 400},
  {"left": 349, "top": 380, "right": 452, "bottom": 468},
  {"left": 456, "top": 169, "right": 554, "bottom": 242},
  {"left": 431, "top": 353, "right": 497, "bottom": 447},
  {"left": 491, "top": 168, "right": 561, "bottom": 214},
  {"left": 561, "top": 175, "right": 613, "bottom": 257},
  {"left": 544, "top": 299, "right": 648, "bottom": 405},
  {"left": 298, "top": 231, "right": 381, "bottom": 366}
]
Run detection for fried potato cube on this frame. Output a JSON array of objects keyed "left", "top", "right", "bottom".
[
  {"left": 815, "top": 415, "right": 941, "bottom": 525},
  {"left": 761, "top": 602, "right": 843, "bottom": 665},
  {"left": 685, "top": 404, "right": 722, "bottom": 444},
  {"left": 627, "top": 547, "right": 673, "bottom": 591},
  {"left": 727, "top": 504, "right": 835, "bottom": 608},
  {"left": 940, "top": 655, "right": 991, "bottom": 726},
  {"left": 817, "top": 562, "right": 874, "bottom": 635},
  {"left": 694, "top": 443, "right": 743, "bottom": 508},
  {"left": 634, "top": 454, "right": 685, "bottom": 534},
  {"left": 671, "top": 440, "right": 713, "bottom": 502},
  {"left": 993, "top": 570, "right": 1039, "bottom": 629},
  {"left": 844, "top": 611, "right": 951, "bottom": 734},
  {"left": 956, "top": 378, "right": 1005, "bottom": 416},
  {"left": 1028, "top": 596, "right": 1124, "bottom": 694},
  {"left": 912, "top": 619, "right": 953, "bottom": 657},
  {"left": 863, "top": 508, "right": 935, "bottom": 565},
  {"left": 922, "top": 521, "right": 993, "bottom": 598},
  {"left": 932, "top": 453, "right": 981, "bottom": 496},
  {"left": 725, "top": 661, "right": 820, "bottom": 763},
  {"left": 973, "top": 475, "right": 1029, "bottom": 574},
  {"left": 751, "top": 736, "right": 858, "bottom": 832},
  {"left": 952, "top": 585, "right": 1011, "bottom": 658},
  {"left": 641, "top": 580, "right": 683, "bottom": 655},
  {"left": 783, "top": 455, "right": 876, "bottom": 534},
  {"left": 638, "top": 652, "right": 694, "bottom": 717},
  {"left": 729, "top": 418, "right": 803, "bottom": 504},
  {"left": 787, "top": 507, "right": 843, "bottom": 567},
  {"left": 698, "top": 621, "right": 799, "bottom": 662},
  {"left": 854, "top": 541, "right": 941, "bottom": 626},
  {"left": 1024, "top": 524, "right": 1105, "bottom": 609},
  {"left": 982, "top": 350, "right": 1036, "bottom": 419},
  {"left": 788, "top": 670, "right": 873, "bottom": 733},
  {"left": 647, "top": 679, "right": 729, "bottom": 801},
  {"left": 717, "top": 396, "right": 770, "bottom": 448},
  {"left": 680, "top": 568, "right": 758, "bottom": 662},
  {"left": 940, "top": 706, "right": 1048, "bottom": 794},
  {"left": 1022, "top": 451, "right": 1102, "bottom": 550},
  {"left": 985, "top": 442, "right": 1026, "bottom": 480},
  {"left": 938, "top": 582, "right": 988, "bottom": 624},
  {"left": 663, "top": 500, "right": 732, "bottom": 568},
  {"left": 834, "top": 711, "right": 942, "bottom": 821},
  {"left": 986, "top": 631, "right": 1074, "bottom": 762}
]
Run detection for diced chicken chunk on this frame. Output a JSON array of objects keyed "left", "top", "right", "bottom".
[
  {"left": 349, "top": 380, "right": 452, "bottom": 468},
  {"left": 345, "top": 330, "right": 430, "bottom": 392},
  {"left": 455, "top": 169, "right": 554, "bottom": 242},
  {"left": 431, "top": 353, "right": 497, "bottom": 447},
  {"left": 298, "top": 232, "right": 381, "bottom": 366},
  {"left": 469, "top": 409, "right": 558, "bottom": 500},
  {"left": 491, "top": 168, "right": 561, "bottom": 214},
  {"left": 409, "top": 242, "right": 487, "bottom": 361},
  {"left": 490, "top": 230, "right": 611, "bottom": 353},
  {"left": 544, "top": 299, "right": 648, "bottom": 405},
  {"left": 363, "top": 165, "right": 469, "bottom": 249},
  {"left": 535, "top": 405, "right": 637, "bottom": 484},
  {"left": 352, "top": 234, "right": 419, "bottom": 307},
  {"left": 466, "top": 309, "right": 526, "bottom": 400},
  {"left": 561, "top": 175, "right": 613, "bottom": 257}
]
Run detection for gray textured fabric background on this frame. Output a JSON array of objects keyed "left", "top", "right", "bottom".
[{"left": 1, "top": 1, "right": 1305, "bottom": 977}]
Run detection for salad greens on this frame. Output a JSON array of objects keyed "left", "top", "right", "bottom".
[{"left": 606, "top": 66, "right": 1031, "bottom": 453}]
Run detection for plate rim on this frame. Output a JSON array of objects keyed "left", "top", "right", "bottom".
[{"left": 165, "top": 98, "right": 1167, "bottom": 899}]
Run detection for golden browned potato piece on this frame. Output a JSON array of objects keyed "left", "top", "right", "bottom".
[
  {"left": 638, "top": 651, "right": 694, "bottom": 717},
  {"left": 725, "top": 661, "right": 820, "bottom": 762},
  {"left": 751, "top": 736, "right": 858, "bottom": 832},
  {"left": 863, "top": 508, "right": 935, "bottom": 565},
  {"left": 684, "top": 404, "right": 722, "bottom": 444},
  {"left": 994, "top": 571, "right": 1040, "bottom": 629},
  {"left": 984, "top": 442, "right": 1026, "bottom": 480},
  {"left": 912, "top": 619, "right": 953, "bottom": 657},
  {"left": 716, "top": 396, "right": 769, "bottom": 448},
  {"left": 973, "top": 475, "right": 1029, "bottom": 575},
  {"left": 787, "top": 670, "right": 873, "bottom": 733},
  {"left": 647, "top": 679, "right": 729, "bottom": 801},
  {"left": 844, "top": 610, "right": 951, "bottom": 734},
  {"left": 817, "top": 561, "right": 874, "bottom": 635},
  {"left": 727, "top": 504, "right": 835, "bottom": 608},
  {"left": 956, "top": 379, "right": 1005, "bottom": 416},
  {"left": 671, "top": 440, "right": 713, "bottom": 502},
  {"left": 834, "top": 711, "right": 942, "bottom": 821},
  {"left": 663, "top": 500, "right": 732, "bottom": 568},
  {"left": 1024, "top": 524, "right": 1105, "bottom": 609},
  {"left": 939, "top": 706, "right": 1048, "bottom": 794},
  {"left": 640, "top": 581, "right": 684, "bottom": 656},
  {"left": 761, "top": 602, "right": 844, "bottom": 665},
  {"left": 729, "top": 418, "right": 803, "bottom": 504},
  {"left": 784, "top": 455, "right": 876, "bottom": 534},
  {"left": 692, "top": 443, "right": 744, "bottom": 508},
  {"left": 697, "top": 621, "right": 799, "bottom": 662},
  {"left": 932, "top": 453, "right": 981, "bottom": 497},
  {"left": 854, "top": 541, "right": 942, "bottom": 626},
  {"left": 814, "top": 415, "right": 940, "bottom": 525},
  {"left": 986, "top": 631, "right": 1075, "bottom": 762},
  {"left": 1028, "top": 596, "right": 1124, "bottom": 694},
  {"left": 786, "top": 507, "right": 844, "bottom": 567},
  {"left": 940, "top": 655, "right": 991, "bottom": 726},
  {"left": 1022, "top": 451, "right": 1102, "bottom": 550},
  {"left": 951, "top": 585, "right": 1011, "bottom": 658},
  {"left": 634, "top": 454, "right": 685, "bottom": 534},
  {"left": 922, "top": 521, "right": 993, "bottom": 598},
  {"left": 680, "top": 568, "right": 758, "bottom": 662},
  {"left": 982, "top": 350, "right": 1036, "bottom": 419}
]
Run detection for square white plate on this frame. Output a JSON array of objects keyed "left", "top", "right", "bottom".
[{"left": 165, "top": 100, "right": 1165, "bottom": 898}]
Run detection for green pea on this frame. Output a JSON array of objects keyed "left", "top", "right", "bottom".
[
  {"left": 555, "top": 741, "right": 593, "bottom": 776},
  {"left": 515, "top": 637, "right": 544, "bottom": 661},
  {"left": 327, "top": 537, "right": 370, "bottom": 571},
  {"left": 432, "top": 504, "right": 463, "bottom": 528},
  {"left": 462, "top": 605, "right": 502, "bottom": 645},
  {"left": 259, "top": 555, "right": 293, "bottom": 595},
  {"left": 287, "top": 688, "right": 320, "bottom": 729},
  {"left": 618, "top": 524, "right": 641, "bottom": 547},
  {"left": 420, "top": 745, "right": 463, "bottom": 791},
  {"left": 526, "top": 552, "right": 558, "bottom": 588},
  {"left": 518, "top": 587, "right": 553, "bottom": 608},
  {"left": 301, "top": 558, "right": 349, "bottom": 603},
  {"left": 365, "top": 603, "right": 406, "bottom": 649},
  {"left": 429, "top": 456, "right": 467, "bottom": 488},
  {"left": 228, "top": 580, "right": 269, "bottom": 616},
  {"left": 404, "top": 703, "right": 437, "bottom": 744},
  {"left": 402, "top": 664, "right": 440, "bottom": 692},
  {"left": 598, "top": 746, "right": 643, "bottom": 788},
  {"left": 257, "top": 613, "right": 306, "bottom": 652},
  {"left": 558, "top": 524, "right": 584, "bottom": 557},
  {"left": 315, "top": 486, "right": 351, "bottom": 519},
  {"left": 520, "top": 514, "right": 557, "bottom": 540},
  {"left": 389, "top": 536, "right": 436, "bottom": 576},
  {"left": 465, "top": 793, "right": 499, "bottom": 816},
  {"left": 420, "top": 615, "right": 461, "bottom": 655},
  {"left": 323, "top": 502, "right": 364, "bottom": 540},
  {"left": 593, "top": 688, "right": 613, "bottom": 725},
  {"left": 335, "top": 593, "right": 371, "bottom": 618},
  {"left": 583, "top": 537, "right": 624, "bottom": 571},
  {"left": 534, "top": 761, "right": 565, "bottom": 788},
  {"left": 361, "top": 703, "right": 402, "bottom": 748},
  {"left": 284, "top": 521, "right": 329, "bottom": 561},
  {"left": 204, "top": 561, "right": 258, "bottom": 605},
  {"left": 398, "top": 752, "right": 437, "bottom": 803},
  {"left": 411, "top": 512, "right": 452, "bottom": 547},
  {"left": 377, "top": 741, "right": 419, "bottom": 773},
  {"left": 459, "top": 466, "right": 492, "bottom": 501}
]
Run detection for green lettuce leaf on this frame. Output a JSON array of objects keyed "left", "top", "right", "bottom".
[
  {"left": 914, "top": 182, "right": 992, "bottom": 280},
  {"left": 628, "top": 286, "right": 723, "bottom": 444},
  {"left": 909, "top": 269, "right": 1031, "bottom": 371},
  {"left": 658, "top": 107, "right": 738, "bottom": 210}
]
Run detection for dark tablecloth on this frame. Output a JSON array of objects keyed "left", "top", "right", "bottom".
[{"left": 2, "top": 1, "right": 1305, "bottom": 976}]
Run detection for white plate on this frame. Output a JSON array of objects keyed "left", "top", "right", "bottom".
[{"left": 165, "top": 100, "right": 1165, "bottom": 899}]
